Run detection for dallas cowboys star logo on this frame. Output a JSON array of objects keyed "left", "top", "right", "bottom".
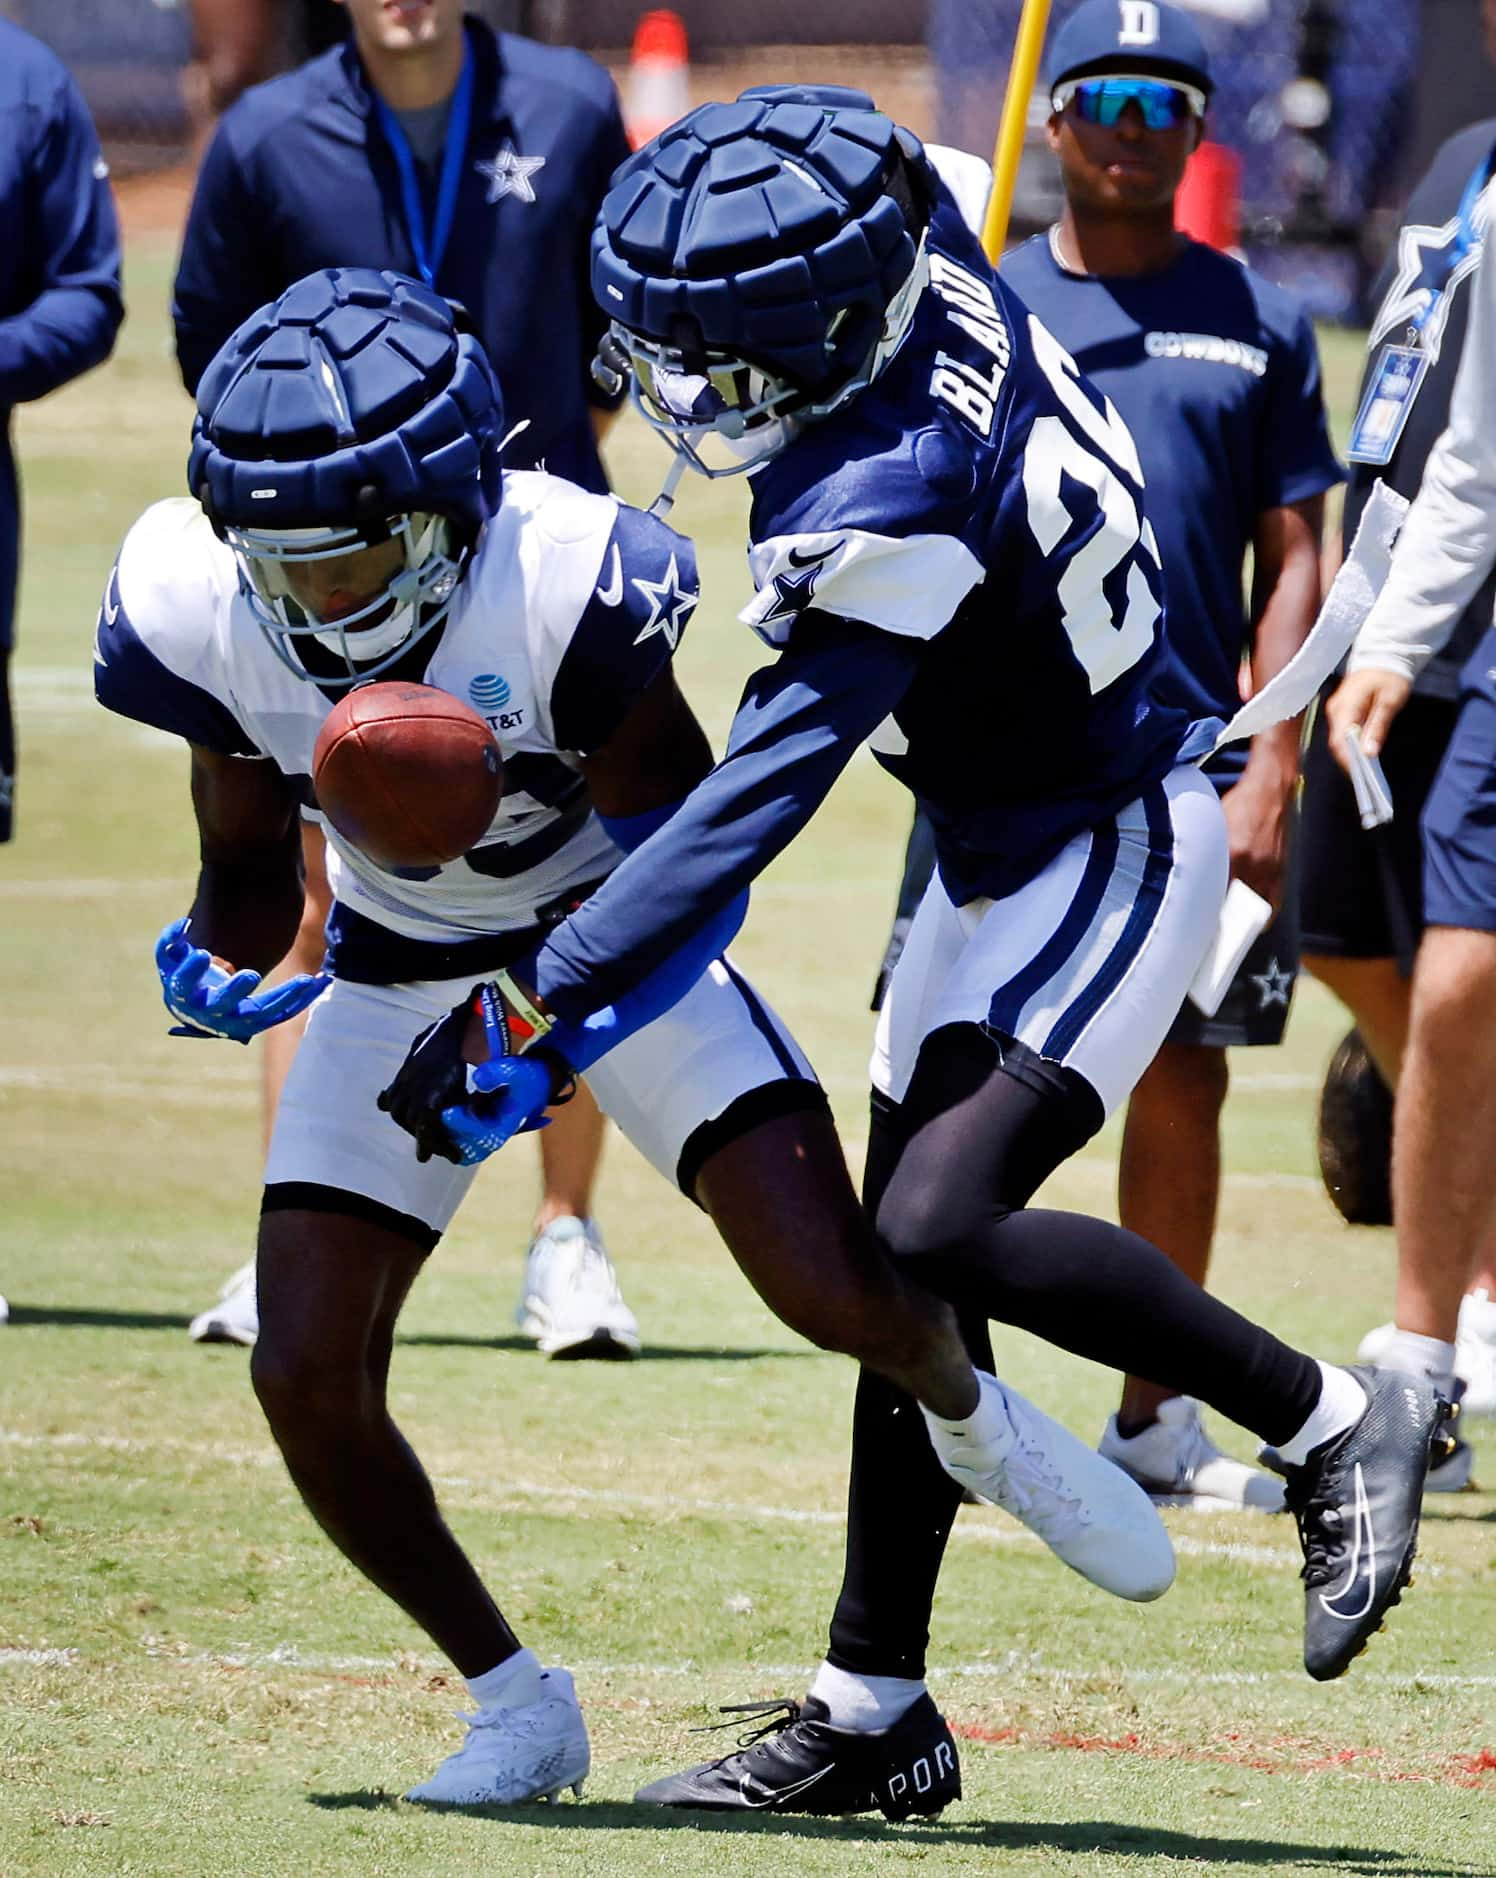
[
  {"left": 1249, "top": 959, "right": 1293, "bottom": 1011},
  {"left": 1367, "top": 207, "right": 1485, "bottom": 364},
  {"left": 631, "top": 554, "right": 696, "bottom": 649},
  {"left": 476, "top": 141, "right": 546, "bottom": 205},
  {"left": 758, "top": 549, "right": 833, "bottom": 625}
]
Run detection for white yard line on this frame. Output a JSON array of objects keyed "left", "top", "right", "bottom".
[
  {"left": 0, "top": 877, "right": 181, "bottom": 899},
  {"left": 0, "top": 1426, "right": 1357, "bottom": 1577},
  {"left": 0, "top": 1067, "right": 250, "bottom": 1102},
  {"left": 3, "top": 1644, "right": 1491, "bottom": 1693}
]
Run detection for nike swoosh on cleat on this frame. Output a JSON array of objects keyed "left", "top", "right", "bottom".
[
  {"left": 596, "top": 543, "right": 623, "bottom": 606},
  {"left": 1318, "top": 1462, "right": 1377, "bottom": 1623},
  {"left": 736, "top": 1764, "right": 834, "bottom": 1809}
]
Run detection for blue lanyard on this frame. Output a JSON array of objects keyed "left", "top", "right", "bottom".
[
  {"left": 373, "top": 49, "right": 474, "bottom": 288},
  {"left": 1450, "top": 144, "right": 1496, "bottom": 270},
  {"left": 1412, "top": 141, "right": 1496, "bottom": 333}
]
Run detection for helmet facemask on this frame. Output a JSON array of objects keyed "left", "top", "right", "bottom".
[
  {"left": 224, "top": 509, "right": 468, "bottom": 688},
  {"left": 610, "top": 227, "right": 930, "bottom": 488}
]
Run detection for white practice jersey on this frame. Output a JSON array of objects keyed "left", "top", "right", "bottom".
[{"left": 95, "top": 471, "right": 699, "bottom": 977}]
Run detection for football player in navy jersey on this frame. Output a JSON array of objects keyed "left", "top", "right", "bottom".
[
  {"left": 94, "top": 266, "right": 1175, "bottom": 1808},
  {"left": 992, "top": 0, "right": 1342, "bottom": 1509},
  {"left": 383, "top": 87, "right": 1450, "bottom": 1811},
  {"left": 881, "top": 5, "right": 1344, "bottom": 1511}
]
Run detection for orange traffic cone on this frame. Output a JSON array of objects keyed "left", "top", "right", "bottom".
[
  {"left": 1176, "top": 140, "right": 1241, "bottom": 253},
  {"left": 626, "top": 9, "right": 691, "bottom": 149}
]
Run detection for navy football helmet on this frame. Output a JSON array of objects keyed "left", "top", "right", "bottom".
[
  {"left": 190, "top": 268, "right": 506, "bottom": 687},
  {"left": 592, "top": 86, "right": 935, "bottom": 482}
]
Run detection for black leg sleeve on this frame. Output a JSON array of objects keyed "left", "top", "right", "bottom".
[
  {"left": 827, "top": 1089, "right": 991, "bottom": 1680},
  {"left": 877, "top": 1026, "right": 1323, "bottom": 1449}
]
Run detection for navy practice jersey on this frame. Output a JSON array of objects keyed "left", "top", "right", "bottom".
[
  {"left": 172, "top": 20, "right": 629, "bottom": 493},
  {"left": 527, "top": 178, "right": 1213, "bottom": 1027},
  {"left": 92, "top": 474, "right": 697, "bottom": 983},
  {"left": 1001, "top": 234, "right": 1342, "bottom": 787},
  {"left": 1344, "top": 119, "right": 1496, "bottom": 700}
]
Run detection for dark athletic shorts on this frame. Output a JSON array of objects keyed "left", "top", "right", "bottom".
[
  {"left": 1299, "top": 686, "right": 1460, "bottom": 961},
  {"left": 1422, "top": 629, "right": 1496, "bottom": 933}
]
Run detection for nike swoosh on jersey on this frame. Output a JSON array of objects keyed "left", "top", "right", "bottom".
[
  {"left": 737, "top": 1764, "right": 835, "bottom": 1809},
  {"left": 786, "top": 543, "right": 836, "bottom": 568},
  {"left": 596, "top": 543, "right": 623, "bottom": 606},
  {"left": 1317, "top": 1463, "right": 1377, "bottom": 1623}
]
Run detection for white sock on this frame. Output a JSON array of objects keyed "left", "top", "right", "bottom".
[
  {"left": 921, "top": 1370, "right": 1009, "bottom": 1460},
  {"left": 1275, "top": 1362, "right": 1369, "bottom": 1468},
  {"left": 809, "top": 1661, "right": 924, "bottom": 1732},
  {"left": 466, "top": 1646, "right": 544, "bottom": 1710},
  {"left": 1378, "top": 1329, "right": 1457, "bottom": 1397}
]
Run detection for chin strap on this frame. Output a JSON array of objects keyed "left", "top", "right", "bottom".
[{"left": 649, "top": 452, "right": 690, "bottom": 520}]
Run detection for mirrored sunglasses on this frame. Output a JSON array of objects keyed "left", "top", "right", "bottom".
[{"left": 1054, "top": 76, "right": 1205, "bottom": 131}]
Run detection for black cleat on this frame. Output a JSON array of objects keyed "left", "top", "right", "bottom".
[
  {"left": 633, "top": 1694, "right": 961, "bottom": 1821},
  {"left": 1285, "top": 1367, "right": 1452, "bottom": 1682}
]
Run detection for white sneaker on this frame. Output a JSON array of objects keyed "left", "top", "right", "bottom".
[
  {"left": 1455, "top": 1289, "right": 1496, "bottom": 1416},
  {"left": 1357, "top": 1290, "right": 1496, "bottom": 1416},
  {"left": 516, "top": 1217, "right": 640, "bottom": 1359},
  {"left": 928, "top": 1372, "right": 1176, "bottom": 1602},
  {"left": 187, "top": 1262, "right": 258, "bottom": 1346},
  {"left": 406, "top": 1666, "right": 590, "bottom": 1806},
  {"left": 1099, "top": 1398, "right": 1285, "bottom": 1513}
]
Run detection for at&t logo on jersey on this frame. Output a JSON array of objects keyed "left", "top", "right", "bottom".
[{"left": 468, "top": 672, "right": 525, "bottom": 732}]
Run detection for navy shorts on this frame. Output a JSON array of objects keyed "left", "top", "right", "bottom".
[
  {"left": 1299, "top": 684, "right": 1458, "bottom": 961},
  {"left": 1423, "top": 628, "right": 1496, "bottom": 933}
]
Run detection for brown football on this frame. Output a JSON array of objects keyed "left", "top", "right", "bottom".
[{"left": 312, "top": 682, "right": 504, "bottom": 870}]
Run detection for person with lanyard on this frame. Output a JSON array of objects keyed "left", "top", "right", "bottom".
[
  {"left": 1301, "top": 87, "right": 1496, "bottom": 1461},
  {"left": 876, "top": 0, "right": 1342, "bottom": 1510},
  {"left": 1323, "top": 18, "right": 1496, "bottom": 1478},
  {"left": 171, "top": 0, "right": 641, "bottom": 1362}
]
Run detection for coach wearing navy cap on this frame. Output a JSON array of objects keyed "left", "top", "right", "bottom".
[
  {"left": 1048, "top": 0, "right": 1213, "bottom": 99},
  {"left": 1002, "top": 0, "right": 1342, "bottom": 1506}
]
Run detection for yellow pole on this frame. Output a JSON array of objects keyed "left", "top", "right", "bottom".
[{"left": 981, "top": 0, "right": 1054, "bottom": 261}]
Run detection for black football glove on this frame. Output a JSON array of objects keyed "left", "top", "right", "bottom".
[{"left": 377, "top": 984, "right": 487, "bottom": 1164}]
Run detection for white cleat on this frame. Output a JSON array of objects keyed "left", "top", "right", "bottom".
[
  {"left": 0, "top": 1293, "right": 9, "bottom": 1325},
  {"left": 406, "top": 1667, "right": 591, "bottom": 1807},
  {"left": 516, "top": 1217, "right": 640, "bottom": 1360},
  {"left": 1100, "top": 1397, "right": 1285, "bottom": 1513},
  {"left": 930, "top": 1372, "right": 1176, "bottom": 1601},
  {"left": 187, "top": 1261, "right": 258, "bottom": 1346},
  {"left": 1358, "top": 1290, "right": 1496, "bottom": 1417}
]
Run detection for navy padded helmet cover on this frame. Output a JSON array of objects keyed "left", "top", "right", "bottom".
[
  {"left": 189, "top": 267, "right": 504, "bottom": 530},
  {"left": 593, "top": 88, "right": 927, "bottom": 390}
]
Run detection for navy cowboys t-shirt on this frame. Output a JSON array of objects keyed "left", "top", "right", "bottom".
[
  {"left": 1344, "top": 118, "right": 1496, "bottom": 700},
  {"left": 1001, "top": 235, "right": 1343, "bottom": 786}
]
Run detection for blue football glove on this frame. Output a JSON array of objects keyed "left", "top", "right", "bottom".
[
  {"left": 155, "top": 917, "right": 329, "bottom": 1044},
  {"left": 439, "top": 1052, "right": 562, "bottom": 1167}
]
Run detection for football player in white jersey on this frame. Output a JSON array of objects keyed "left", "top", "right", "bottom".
[{"left": 95, "top": 268, "right": 1175, "bottom": 1807}]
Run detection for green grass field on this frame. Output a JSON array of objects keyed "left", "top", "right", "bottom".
[{"left": 2, "top": 236, "right": 1493, "bottom": 1877}]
